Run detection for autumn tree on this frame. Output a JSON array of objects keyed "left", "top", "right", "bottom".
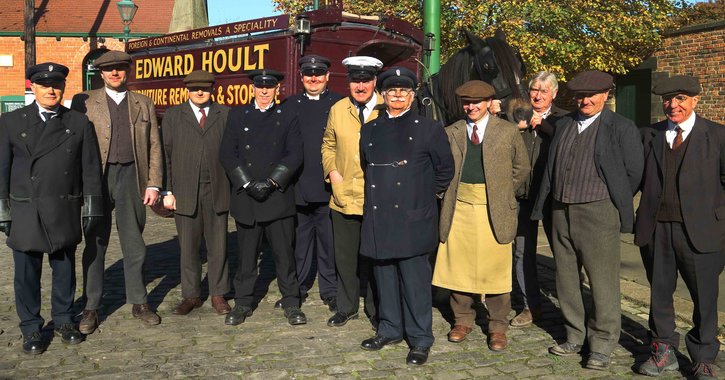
[{"left": 274, "top": 0, "right": 686, "bottom": 79}]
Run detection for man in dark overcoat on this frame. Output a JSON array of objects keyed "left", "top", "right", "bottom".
[
  {"left": 531, "top": 70, "right": 643, "bottom": 370},
  {"left": 220, "top": 69, "right": 306, "bottom": 326},
  {"left": 0, "top": 63, "right": 103, "bottom": 354},
  {"left": 161, "top": 70, "right": 232, "bottom": 316},
  {"left": 358, "top": 67, "right": 454, "bottom": 366},
  {"left": 282, "top": 55, "right": 343, "bottom": 311},
  {"left": 634, "top": 75, "right": 725, "bottom": 379}
]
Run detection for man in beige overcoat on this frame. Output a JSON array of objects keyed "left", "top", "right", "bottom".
[{"left": 432, "top": 80, "right": 529, "bottom": 351}]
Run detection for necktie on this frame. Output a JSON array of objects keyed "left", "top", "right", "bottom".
[
  {"left": 672, "top": 126, "right": 683, "bottom": 150},
  {"left": 41, "top": 112, "right": 55, "bottom": 124},
  {"left": 358, "top": 104, "right": 366, "bottom": 125},
  {"left": 470, "top": 125, "right": 480, "bottom": 145},
  {"left": 199, "top": 108, "right": 206, "bottom": 129}
]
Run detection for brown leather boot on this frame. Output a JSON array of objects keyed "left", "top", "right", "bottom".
[
  {"left": 132, "top": 303, "right": 161, "bottom": 325},
  {"left": 79, "top": 310, "right": 99, "bottom": 334},
  {"left": 173, "top": 297, "right": 202, "bottom": 315},
  {"left": 211, "top": 296, "right": 231, "bottom": 315},
  {"left": 447, "top": 325, "right": 473, "bottom": 343}
]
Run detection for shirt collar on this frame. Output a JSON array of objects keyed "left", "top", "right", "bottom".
[
  {"left": 104, "top": 87, "right": 127, "bottom": 104},
  {"left": 303, "top": 89, "right": 327, "bottom": 100},
  {"left": 386, "top": 108, "right": 411, "bottom": 119},
  {"left": 254, "top": 100, "right": 275, "bottom": 112},
  {"left": 355, "top": 92, "right": 378, "bottom": 111},
  {"left": 667, "top": 111, "right": 696, "bottom": 132},
  {"left": 188, "top": 100, "right": 210, "bottom": 113},
  {"left": 36, "top": 103, "right": 60, "bottom": 120}
]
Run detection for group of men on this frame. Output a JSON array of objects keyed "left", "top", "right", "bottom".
[{"left": 0, "top": 48, "right": 722, "bottom": 377}]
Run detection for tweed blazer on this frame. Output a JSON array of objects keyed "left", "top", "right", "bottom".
[
  {"left": 71, "top": 89, "right": 163, "bottom": 196},
  {"left": 439, "top": 116, "right": 530, "bottom": 244},
  {"left": 161, "top": 102, "right": 230, "bottom": 216}
]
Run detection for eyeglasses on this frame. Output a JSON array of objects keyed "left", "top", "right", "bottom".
[
  {"left": 662, "top": 94, "right": 691, "bottom": 105},
  {"left": 384, "top": 88, "right": 413, "bottom": 97}
]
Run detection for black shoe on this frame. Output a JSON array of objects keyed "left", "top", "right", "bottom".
[
  {"left": 637, "top": 342, "right": 679, "bottom": 376},
  {"left": 692, "top": 362, "right": 716, "bottom": 379},
  {"left": 360, "top": 334, "right": 403, "bottom": 351},
  {"left": 54, "top": 323, "right": 83, "bottom": 344},
  {"left": 406, "top": 346, "right": 430, "bottom": 365},
  {"left": 284, "top": 306, "right": 307, "bottom": 325},
  {"left": 323, "top": 296, "right": 337, "bottom": 312},
  {"left": 275, "top": 294, "right": 307, "bottom": 309},
  {"left": 274, "top": 299, "right": 283, "bottom": 309},
  {"left": 327, "top": 311, "right": 358, "bottom": 327},
  {"left": 225, "top": 305, "right": 253, "bottom": 325},
  {"left": 22, "top": 332, "right": 46, "bottom": 355}
]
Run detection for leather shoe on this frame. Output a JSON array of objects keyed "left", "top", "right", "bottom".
[
  {"left": 54, "top": 323, "right": 83, "bottom": 344},
  {"left": 211, "top": 296, "right": 231, "bottom": 315},
  {"left": 79, "top": 309, "right": 99, "bottom": 335},
  {"left": 327, "top": 311, "right": 358, "bottom": 327},
  {"left": 448, "top": 325, "right": 473, "bottom": 343},
  {"left": 173, "top": 297, "right": 202, "bottom": 315},
  {"left": 549, "top": 341, "right": 582, "bottom": 356},
  {"left": 274, "top": 299, "right": 283, "bottom": 309},
  {"left": 274, "top": 294, "right": 307, "bottom": 309},
  {"left": 323, "top": 296, "right": 337, "bottom": 312},
  {"left": 22, "top": 332, "right": 46, "bottom": 355},
  {"left": 487, "top": 332, "right": 508, "bottom": 351},
  {"left": 585, "top": 352, "right": 610, "bottom": 370},
  {"left": 284, "top": 306, "right": 307, "bottom": 325},
  {"left": 510, "top": 307, "right": 542, "bottom": 327},
  {"left": 406, "top": 346, "right": 430, "bottom": 365},
  {"left": 132, "top": 303, "right": 161, "bottom": 325},
  {"left": 225, "top": 305, "right": 253, "bottom": 325},
  {"left": 360, "top": 335, "right": 403, "bottom": 351}
]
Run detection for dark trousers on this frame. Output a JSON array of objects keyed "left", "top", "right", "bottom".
[
  {"left": 374, "top": 254, "right": 434, "bottom": 347},
  {"left": 513, "top": 198, "right": 541, "bottom": 310},
  {"left": 14, "top": 248, "right": 76, "bottom": 336},
  {"left": 295, "top": 203, "right": 336, "bottom": 300},
  {"left": 233, "top": 216, "right": 300, "bottom": 308},
  {"left": 174, "top": 181, "right": 230, "bottom": 299},
  {"left": 551, "top": 199, "right": 621, "bottom": 356},
  {"left": 451, "top": 291, "right": 511, "bottom": 333},
  {"left": 646, "top": 221, "right": 724, "bottom": 363},
  {"left": 331, "top": 210, "right": 376, "bottom": 319},
  {"left": 82, "top": 163, "right": 148, "bottom": 309}
]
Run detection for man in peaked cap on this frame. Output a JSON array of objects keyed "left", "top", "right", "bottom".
[
  {"left": 531, "top": 70, "right": 643, "bottom": 369},
  {"left": 634, "top": 75, "right": 725, "bottom": 378},
  {"left": 322, "top": 56, "right": 384, "bottom": 330},
  {"left": 161, "top": 70, "right": 232, "bottom": 316},
  {"left": 71, "top": 49, "right": 164, "bottom": 332},
  {"left": 220, "top": 68, "right": 307, "bottom": 326},
  {"left": 358, "top": 66, "right": 454, "bottom": 365},
  {"left": 280, "top": 55, "right": 343, "bottom": 313},
  {"left": 1, "top": 63, "right": 103, "bottom": 353}
]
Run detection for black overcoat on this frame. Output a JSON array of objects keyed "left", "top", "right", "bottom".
[
  {"left": 359, "top": 110, "right": 454, "bottom": 260},
  {"left": 220, "top": 103, "right": 303, "bottom": 225},
  {"left": 0, "top": 103, "right": 103, "bottom": 252}
]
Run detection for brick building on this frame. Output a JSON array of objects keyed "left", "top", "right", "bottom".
[{"left": 0, "top": 0, "right": 175, "bottom": 111}]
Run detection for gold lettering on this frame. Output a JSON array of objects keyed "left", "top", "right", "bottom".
[
  {"left": 228, "top": 47, "right": 243, "bottom": 72},
  {"left": 201, "top": 51, "right": 213, "bottom": 73},
  {"left": 213, "top": 50, "right": 227, "bottom": 73},
  {"left": 253, "top": 44, "right": 269, "bottom": 69}
]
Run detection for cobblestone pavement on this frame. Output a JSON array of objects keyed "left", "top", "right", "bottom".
[{"left": 0, "top": 214, "right": 722, "bottom": 379}]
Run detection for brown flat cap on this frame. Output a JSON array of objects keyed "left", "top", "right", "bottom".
[
  {"left": 566, "top": 70, "right": 613, "bottom": 93},
  {"left": 455, "top": 80, "right": 495, "bottom": 100},
  {"left": 183, "top": 70, "right": 215, "bottom": 87},
  {"left": 94, "top": 50, "right": 132, "bottom": 68},
  {"left": 652, "top": 75, "right": 701, "bottom": 97}
]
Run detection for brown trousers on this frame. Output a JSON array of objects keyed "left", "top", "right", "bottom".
[{"left": 451, "top": 291, "right": 510, "bottom": 333}]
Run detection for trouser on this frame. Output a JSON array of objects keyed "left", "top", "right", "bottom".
[
  {"left": 174, "top": 181, "right": 230, "bottom": 298},
  {"left": 647, "top": 221, "right": 724, "bottom": 363},
  {"left": 294, "top": 203, "right": 336, "bottom": 300},
  {"left": 233, "top": 216, "right": 300, "bottom": 308},
  {"left": 14, "top": 248, "right": 75, "bottom": 337},
  {"left": 374, "top": 254, "right": 434, "bottom": 347},
  {"left": 451, "top": 291, "right": 511, "bottom": 334},
  {"left": 513, "top": 198, "right": 541, "bottom": 310},
  {"left": 551, "top": 198, "right": 621, "bottom": 356},
  {"left": 82, "top": 163, "right": 148, "bottom": 309},
  {"left": 331, "top": 210, "right": 376, "bottom": 319}
]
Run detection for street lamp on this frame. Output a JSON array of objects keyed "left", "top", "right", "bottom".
[{"left": 117, "top": 0, "right": 138, "bottom": 44}]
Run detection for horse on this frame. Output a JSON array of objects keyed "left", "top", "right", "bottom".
[{"left": 418, "top": 29, "right": 528, "bottom": 125}]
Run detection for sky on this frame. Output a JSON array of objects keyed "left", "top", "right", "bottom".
[{"left": 208, "top": 0, "right": 281, "bottom": 26}]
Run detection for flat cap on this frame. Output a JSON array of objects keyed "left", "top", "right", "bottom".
[
  {"left": 26, "top": 62, "right": 69, "bottom": 84},
  {"left": 652, "top": 75, "right": 701, "bottom": 97},
  {"left": 342, "top": 56, "right": 383, "bottom": 81},
  {"left": 378, "top": 67, "right": 417, "bottom": 90},
  {"left": 566, "top": 70, "right": 613, "bottom": 93},
  {"left": 455, "top": 80, "right": 495, "bottom": 101},
  {"left": 183, "top": 70, "right": 215, "bottom": 88},
  {"left": 299, "top": 55, "right": 330, "bottom": 74},
  {"left": 94, "top": 50, "right": 132, "bottom": 68},
  {"left": 248, "top": 69, "right": 284, "bottom": 87}
]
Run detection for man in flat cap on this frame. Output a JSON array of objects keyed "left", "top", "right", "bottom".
[
  {"left": 71, "top": 49, "right": 163, "bottom": 332},
  {"left": 321, "top": 56, "right": 383, "bottom": 329},
  {"left": 280, "top": 55, "right": 343, "bottom": 312},
  {"left": 531, "top": 70, "right": 643, "bottom": 369},
  {"left": 358, "top": 66, "right": 453, "bottom": 365},
  {"left": 634, "top": 75, "right": 725, "bottom": 378},
  {"left": 220, "top": 68, "right": 307, "bottom": 326},
  {"left": 433, "top": 80, "right": 530, "bottom": 352},
  {"left": 160, "top": 70, "right": 232, "bottom": 316},
  {"left": 1, "top": 63, "right": 103, "bottom": 353}
]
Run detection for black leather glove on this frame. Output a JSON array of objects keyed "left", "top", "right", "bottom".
[
  {"left": 0, "top": 221, "right": 10, "bottom": 237},
  {"left": 246, "top": 179, "right": 275, "bottom": 202},
  {"left": 83, "top": 216, "right": 100, "bottom": 236}
]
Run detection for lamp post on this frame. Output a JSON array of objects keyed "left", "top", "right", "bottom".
[{"left": 117, "top": 0, "right": 138, "bottom": 45}]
